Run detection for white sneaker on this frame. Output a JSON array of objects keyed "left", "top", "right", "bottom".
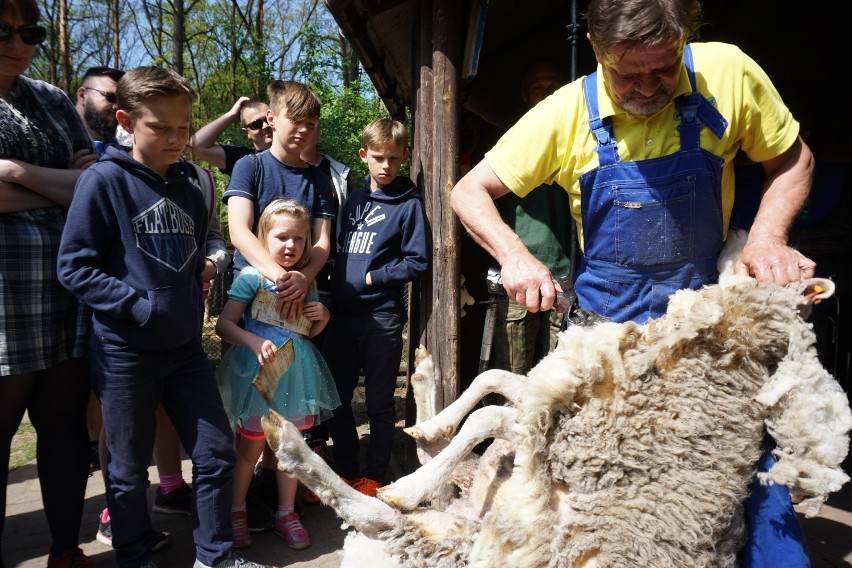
[{"left": 193, "top": 550, "right": 274, "bottom": 568}]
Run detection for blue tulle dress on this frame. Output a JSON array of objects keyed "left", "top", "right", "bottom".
[{"left": 215, "top": 267, "right": 340, "bottom": 434}]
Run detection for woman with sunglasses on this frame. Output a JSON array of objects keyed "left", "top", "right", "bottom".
[{"left": 0, "top": 1, "right": 98, "bottom": 567}]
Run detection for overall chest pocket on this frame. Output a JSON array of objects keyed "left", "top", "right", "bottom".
[{"left": 613, "top": 177, "right": 697, "bottom": 267}]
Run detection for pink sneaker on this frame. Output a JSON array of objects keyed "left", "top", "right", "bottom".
[
  {"left": 231, "top": 509, "right": 251, "bottom": 548},
  {"left": 275, "top": 511, "right": 311, "bottom": 550}
]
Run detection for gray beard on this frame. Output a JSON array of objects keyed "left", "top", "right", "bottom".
[{"left": 621, "top": 89, "right": 673, "bottom": 117}]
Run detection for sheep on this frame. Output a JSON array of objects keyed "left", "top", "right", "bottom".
[{"left": 260, "top": 273, "right": 851, "bottom": 567}]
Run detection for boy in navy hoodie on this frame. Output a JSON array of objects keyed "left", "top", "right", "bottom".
[
  {"left": 322, "top": 118, "right": 429, "bottom": 496},
  {"left": 57, "top": 67, "right": 266, "bottom": 568}
]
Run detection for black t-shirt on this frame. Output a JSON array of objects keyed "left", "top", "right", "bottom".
[{"left": 221, "top": 145, "right": 255, "bottom": 176}]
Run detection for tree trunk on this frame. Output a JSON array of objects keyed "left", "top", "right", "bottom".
[
  {"left": 339, "top": 34, "right": 359, "bottom": 87},
  {"left": 59, "top": 0, "right": 70, "bottom": 93},
  {"left": 173, "top": 0, "right": 185, "bottom": 74},
  {"left": 111, "top": 0, "right": 120, "bottom": 67}
]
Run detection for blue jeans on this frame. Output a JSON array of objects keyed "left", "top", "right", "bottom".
[
  {"left": 91, "top": 336, "right": 236, "bottom": 568},
  {"left": 323, "top": 312, "right": 402, "bottom": 482},
  {"left": 740, "top": 437, "right": 810, "bottom": 567}
]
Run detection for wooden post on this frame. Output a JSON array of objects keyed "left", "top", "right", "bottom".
[{"left": 411, "top": 0, "right": 462, "bottom": 415}]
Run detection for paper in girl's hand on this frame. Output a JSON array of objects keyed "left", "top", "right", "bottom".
[
  {"left": 252, "top": 338, "right": 295, "bottom": 404},
  {"left": 250, "top": 289, "right": 312, "bottom": 335}
]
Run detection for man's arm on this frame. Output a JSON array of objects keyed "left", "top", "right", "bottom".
[
  {"left": 187, "top": 96, "right": 248, "bottom": 170},
  {"left": 450, "top": 159, "right": 557, "bottom": 312},
  {"left": 276, "top": 217, "right": 332, "bottom": 300},
  {"left": 734, "top": 137, "right": 817, "bottom": 284}
]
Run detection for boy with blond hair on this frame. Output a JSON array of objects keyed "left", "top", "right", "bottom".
[
  {"left": 223, "top": 80, "right": 335, "bottom": 533},
  {"left": 224, "top": 80, "right": 335, "bottom": 308},
  {"left": 322, "top": 118, "right": 429, "bottom": 496}
]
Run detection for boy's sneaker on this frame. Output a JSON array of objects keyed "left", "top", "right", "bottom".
[
  {"left": 150, "top": 531, "right": 171, "bottom": 553},
  {"left": 350, "top": 476, "right": 383, "bottom": 497},
  {"left": 153, "top": 484, "right": 192, "bottom": 515},
  {"left": 89, "top": 442, "right": 101, "bottom": 474},
  {"left": 95, "top": 508, "right": 169, "bottom": 552},
  {"left": 47, "top": 547, "right": 92, "bottom": 568},
  {"left": 96, "top": 508, "right": 112, "bottom": 546},
  {"left": 231, "top": 510, "right": 252, "bottom": 548},
  {"left": 245, "top": 491, "right": 274, "bottom": 532},
  {"left": 192, "top": 550, "right": 276, "bottom": 568},
  {"left": 274, "top": 512, "right": 311, "bottom": 550},
  {"left": 249, "top": 466, "right": 278, "bottom": 508}
]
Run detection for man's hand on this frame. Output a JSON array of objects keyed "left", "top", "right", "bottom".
[
  {"left": 69, "top": 148, "right": 98, "bottom": 170},
  {"left": 733, "top": 240, "right": 816, "bottom": 285},
  {"left": 201, "top": 259, "right": 217, "bottom": 283},
  {"left": 275, "top": 270, "right": 308, "bottom": 301},
  {"left": 273, "top": 271, "right": 308, "bottom": 321},
  {"left": 230, "top": 96, "right": 250, "bottom": 119},
  {"left": 500, "top": 255, "right": 556, "bottom": 312}
]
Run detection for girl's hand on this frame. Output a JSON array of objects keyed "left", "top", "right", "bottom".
[
  {"left": 252, "top": 338, "right": 278, "bottom": 366},
  {"left": 302, "top": 301, "right": 329, "bottom": 323},
  {"left": 69, "top": 148, "right": 99, "bottom": 170}
]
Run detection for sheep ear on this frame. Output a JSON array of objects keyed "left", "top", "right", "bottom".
[{"left": 801, "top": 277, "right": 835, "bottom": 305}]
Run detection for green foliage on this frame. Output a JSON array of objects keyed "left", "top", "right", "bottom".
[
  {"left": 294, "top": 23, "right": 389, "bottom": 180},
  {"left": 316, "top": 80, "right": 386, "bottom": 182}
]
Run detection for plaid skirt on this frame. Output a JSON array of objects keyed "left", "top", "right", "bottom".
[{"left": 0, "top": 207, "right": 87, "bottom": 375}]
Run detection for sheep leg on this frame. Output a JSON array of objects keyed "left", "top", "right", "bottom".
[
  {"left": 405, "top": 368, "right": 526, "bottom": 443},
  {"left": 410, "top": 351, "right": 437, "bottom": 424},
  {"left": 261, "top": 410, "right": 403, "bottom": 537},
  {"left": 379, "top": 405, "right": 519, "bottom": 511}
]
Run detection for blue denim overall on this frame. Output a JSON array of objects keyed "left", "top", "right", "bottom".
[{"left": 576, "top": 45, "right": 809, "bottom": 566}]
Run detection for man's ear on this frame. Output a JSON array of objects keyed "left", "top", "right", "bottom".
[
  {"left": 588, "top": 33, "right": 603, "bottom": 64},
  {"left": 76, "top": 86, "right": 87, "bottom": 104},
  {"left": 116, "top": 109, "right": 133, "bottom": 133},
  {"left": 266, "top": 108, "right": 275, "bottom": 128}
]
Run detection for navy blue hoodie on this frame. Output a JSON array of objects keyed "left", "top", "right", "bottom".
[
  {"left": 58, "top": 146, "right": 208, "bottom": 351},
  {"left": 331, "top": 176, "right": 429, "bottom": 317}
]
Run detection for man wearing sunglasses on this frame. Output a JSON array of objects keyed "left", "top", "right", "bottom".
[
  {"left": 188, "top": 96, "right": 273, "bottom": 176},
  {"left": 75, "top": 66, "right": 125, "bottom": 154}
]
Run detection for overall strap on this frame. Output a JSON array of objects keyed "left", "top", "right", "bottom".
[
  {"left": 675, "top": 44, "right": 728, "bottom": 149},
  {"left": 582, "top": 74, "right": 619, "bottom": 166}
]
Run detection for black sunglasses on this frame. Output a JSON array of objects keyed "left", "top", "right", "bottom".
[
  {"left": 85, "top": 86, "right": 117, "bottom": 104},
  {"left": 243, "top": 118, "right": 269, "bottom": 131},
  {"left": 0, "top": 21, "right": 47, "bottom": 45}
]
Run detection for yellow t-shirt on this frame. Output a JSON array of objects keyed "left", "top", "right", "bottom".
[{"left": 485, "top": 42, "right": 799, "bottom": 251}]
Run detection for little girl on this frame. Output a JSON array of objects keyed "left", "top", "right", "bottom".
[{"left": 215, "top": 198, "right": 340, "bottom": 550}]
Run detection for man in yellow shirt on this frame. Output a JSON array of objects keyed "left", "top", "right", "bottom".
[{"left": 451, "top": 0, "right": 815, "bottom": 565}]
